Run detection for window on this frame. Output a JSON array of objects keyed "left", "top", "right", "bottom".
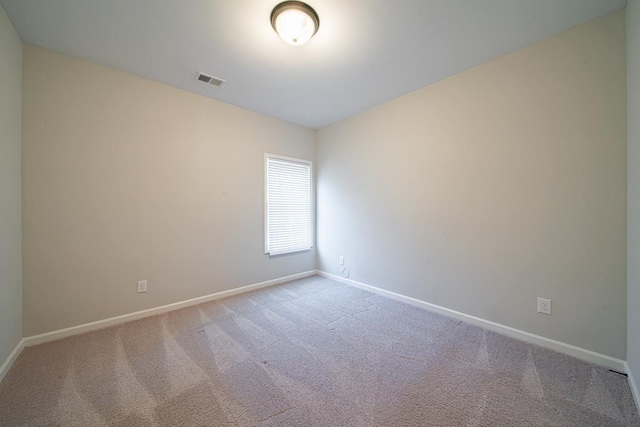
[{"left": 265, "top": 154, "right": 313, "bottom": 256}]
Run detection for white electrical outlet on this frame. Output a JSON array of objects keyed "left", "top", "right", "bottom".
[
  {"left": 537, "top": 298, "right": 551, "bottom": 315},
  {"left": 339, "top": 256, "right": 344, "bottom": 265},
  {"left": 137, "top": 280, "right": 148, "bottom": 293}
]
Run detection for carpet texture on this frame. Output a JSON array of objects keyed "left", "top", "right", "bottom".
[{"left": 0, "top": 275, "right": 638, "bottom": 426}]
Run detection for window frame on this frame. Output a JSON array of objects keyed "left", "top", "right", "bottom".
[{"left": 264, "top": 153, "right": 314, "bottom": 256}]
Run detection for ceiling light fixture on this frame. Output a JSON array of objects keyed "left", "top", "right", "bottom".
[{"left": 271, "top": 1, "right": 319, "bottom": 47}]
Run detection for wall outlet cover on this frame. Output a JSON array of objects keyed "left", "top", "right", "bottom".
[
  {"left": 137, "top": 280, "right": 148, "bottom": 293},
  {"left": 537, "top": 297, "right": 551, "bottom": 315}
]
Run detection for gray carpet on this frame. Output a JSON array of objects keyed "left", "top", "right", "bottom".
[{"left": 0, "top": 275, "right": 638, "bottom": 426}]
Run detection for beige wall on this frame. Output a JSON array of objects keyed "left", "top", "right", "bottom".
[
  {"left": 317, "top": 11, "right": 627, "bottom": 358},
  {"left": 627, "top": 0, "right": 640, "bottom": 393},
  {"left": 0, "top": 4, "right": 23, "bottom": 364},
  {"left": 22, "top": 45, "right": 316, "bottom": 336}
]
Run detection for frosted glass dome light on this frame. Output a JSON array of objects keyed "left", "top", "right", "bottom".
[{"left": 271, "top": 1, "right": 319, "bottom": 47}]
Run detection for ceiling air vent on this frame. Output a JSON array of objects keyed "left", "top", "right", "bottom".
[{"left": 195, "top": 72, "right": 226, "bottom": 87}]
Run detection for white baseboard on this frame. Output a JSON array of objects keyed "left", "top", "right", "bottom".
[
  {"left": 626, "top": 362, "right": 640, "bottom": 413},
  {"left": 23, "top": 270, "right": 316, "bottom": 347},
  {"left": 14, "top": 269, "right": 631, "bottom": 382},
  {"left": 0, "top": 338, "right": 25, "bottom": 383},
  {"left": 317, "top": 271, "right": 627, "bottom": 373}
]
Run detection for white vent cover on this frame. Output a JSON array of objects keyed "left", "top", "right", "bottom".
[{"left": 195, "top": 72, "right": 226, "bottom": 87}]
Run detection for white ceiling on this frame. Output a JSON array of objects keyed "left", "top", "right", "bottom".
[{"left": 1, "top": 0, "right": 627, "bottom": 129}]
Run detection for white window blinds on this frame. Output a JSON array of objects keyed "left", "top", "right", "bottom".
[{"left": 265, "top": 154, "right": 313, "bottom": 256}]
